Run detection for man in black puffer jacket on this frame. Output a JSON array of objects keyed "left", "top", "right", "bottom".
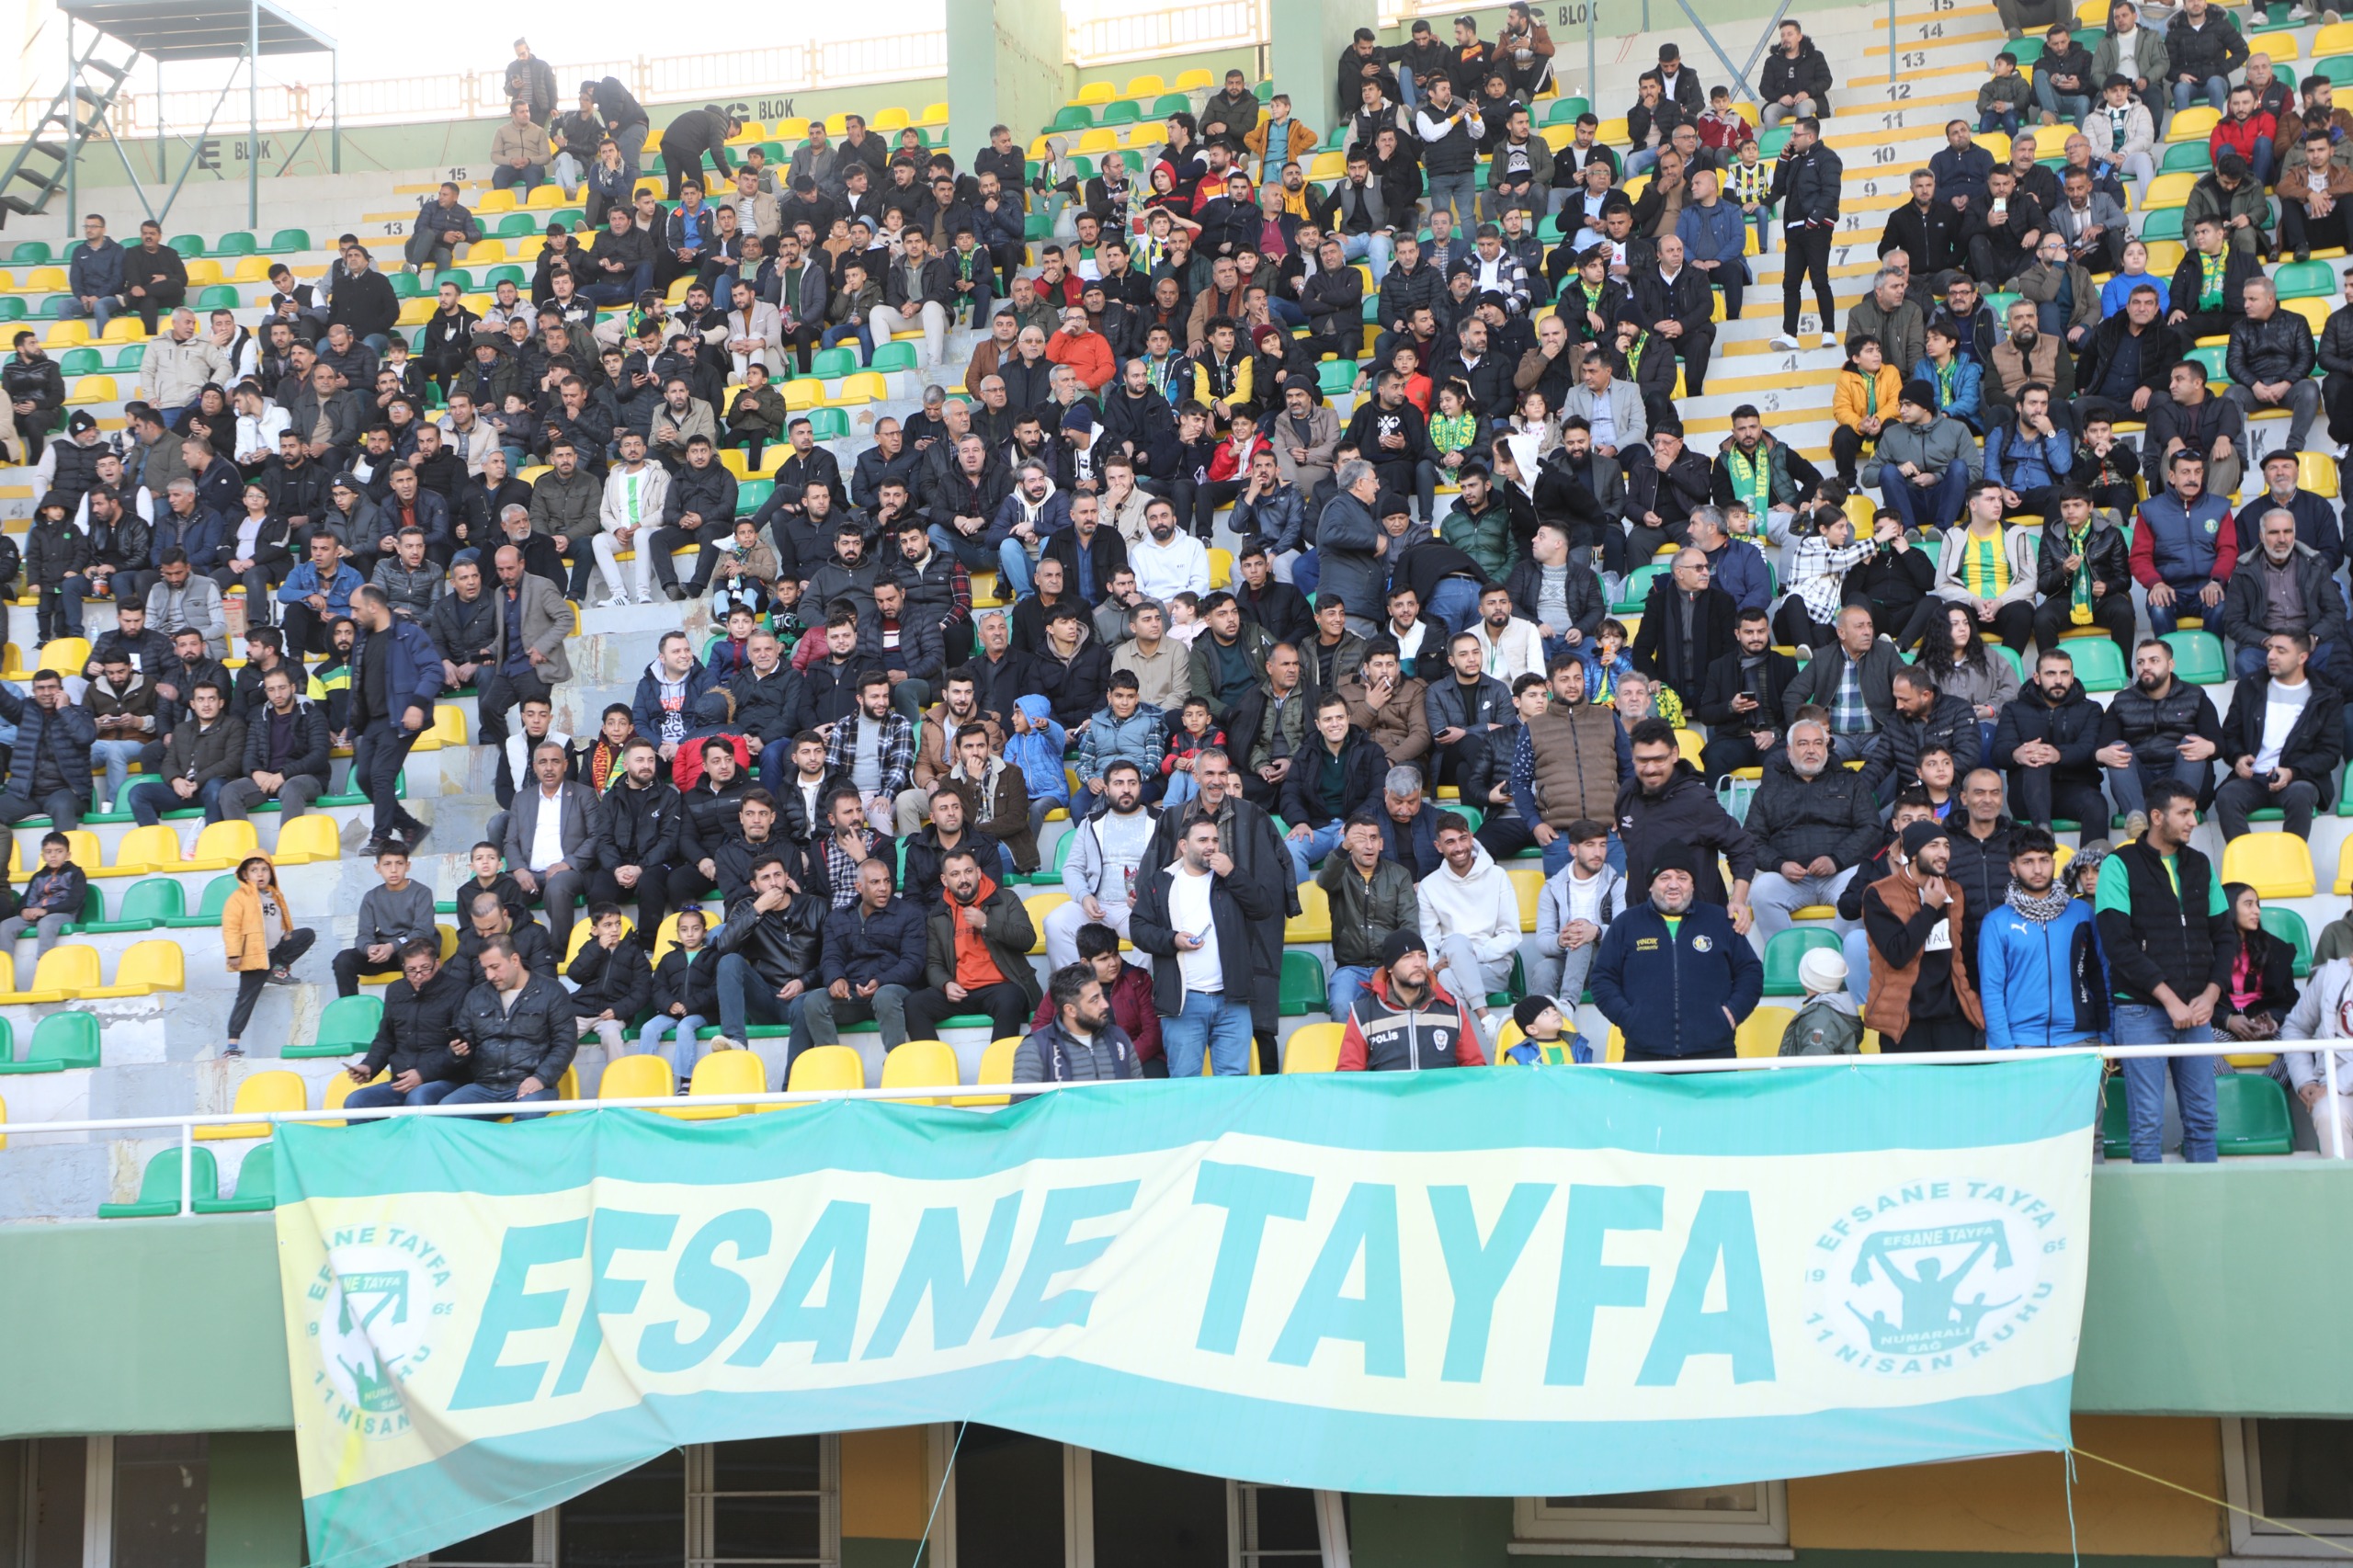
[
  {"left": 2096, "top": 638, "right": 2224, "bottom": 834},
  {"left": 345, "top": 938, "right": 472, "bottom": 1109},
  {"left": 447, "top": 889, "right": 559, "bottom": 993},
  {"left": 1941, "top": 768, "right": 2019, "bottom": 975},
  {"left": 1993, "top": 649, "right": 2108, "bottom": 837},
  {"left": 593, "top": 738, "right": 684, "bottom": 939},
  {"left": 1742, "top": 720, "right": 1881, "bottom": 949},
  {"left": 1614, "top": 717, "right": 1760, "bottom": 912},
  {"left": 711, "top": 851, "right": 826, "bottom": 1049},
  {"left": 1859, "top": 665, "right": 1978, "bottom": 801},
  {"left": 2031, "top": 489, "right": 2135, "bottom": 661},
  {"left": 1756, "top": 23, "right": 1833, "bottom": 126}
]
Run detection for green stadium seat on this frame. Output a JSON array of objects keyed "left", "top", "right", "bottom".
[
  {"left": 2142, "top": 207, "right": 2185, "bottom": 243},
  {"left": 1050, "top": 105, "right": 1096, "bottom": 132},
  {"left": 1758, "top": 125, "right": 1792, "bottom": 158},
  {"left": 166, "top": 233, "right": 205, "bottom": 257},
  {"left": 551, "top": 210, "right": 585, "bottom": 230},
  {"left": 2188, "top": 342, "right": 2228, "bottom": 382},
  {"left": 214, "top": 232, "right": 257, "bottom": 257},
  {"left": 2162, "top": 630, "right": 2228, "bottom": 684},
  {"left": 390, "top": 270, "right": 422, "bottom": 299},
  {"left": 79, "top": 877, "right": 182, "bottom": 933},
  {"left": 56, "top": 347, "right": 99, "bottom": 376},
  {"left": 2275, "top": 258, "right": 2337, "bottom": 299},
  {"left": 484, "top": 265, "right": 527, "bottom": 290},
  {"left": 734, "top": 478, "right": 773, "bottom": 517},
  {"left": 2010, "top": 36, "right": 2046, "bottom": 64},
  {"left": 51, "top": 884, "right": 102, "bottom": 933},
  {"left": 110, "top": 344, "right": 145, "bottom": 370},
  {"left": 2318, "top": 53, "right": 2353, "bottom": 85},
  {"left": 439, "top": 268, "right": 472, "bottom": 292},
  {"left": 870, "top": 341, "right": 918, "bottom": 373},
  {"left": 7, "top": 241, "right": 50, "bottom": 265},
  {"left": 99, "top": 1144, "right": 218, "bottom": 1218},
  {"left": 809, "top": 347, "right": 859, "bottom": 379},
  {"left": 162, "top": 874, "right": 238, "bottom": 928},
  {"left": 1025, "top": 211, "right": 1056, "bottom": 240},
  {"left": 1762, "top": 928, "right": 1843, "bottom": 995},
  {"left": 2260, "top": 905, "right": 2313, "bottom": 978},
  {"left": 1279, "top": 950, "right": 1327, "bottom": 1015},
  {"left": 318, "top": 768, "right": 404, "bottom": 809},
  {"left": 1613, "top": 562, "right": 1666, "bottom": 614},
  {"left": 38, "top": 295, "right": 75, "bottom": 320},
  {"left": 807, "top": 408, "right": 850, "bottom": 441},
  {"left": 1150, "top": 92, "right": 1192, "bottom": 117},
  {"left": 2069, "top": 636, "right": 2128, "bottom": 691},
  {"left": 196, "top": 285, "right": 241, "bottom": 311},
  {"left": 494, "top": 212, "right": 539, "bottom": 238},
  {"left": 264, "top": 227, "right": 310, "bottom": 253},
  {"left": 194, "top": 1143, "right": 276, "bottom": 1213},
  {"left": 1316, "top": 358, "right": 1358, "bottom": 396},
  {"left": 0, "top": 1010, "right": 100, "bottom": 1074},
  {"left": 1545, "top": 96, "right": 1591, "bottom": 124},
  {"left": 286, "top": 994, "right": 384, "bottom": 1060},
  {"left": 2099, "top": 1083, "right": 2129, "bottom": 1157},
  {"left": 0, "top": 298, "right": 25, "bottom": 322},
  {"left": 2159, "top": 142, "right": 2212, "bottom": 174},
  {"left": 2217, "top": 1073, "right": 2293, "bottom": 1154},
  {"left": 1100, "top": 100, "right": 1142, "bottom": 127}
]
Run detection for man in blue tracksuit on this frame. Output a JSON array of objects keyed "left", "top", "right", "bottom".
[
  {"left": 1977, "top": 824, "right": 2106, "bottom": 1049},
  {"left": 347, "top": 584, "right": 445, "bottom": 856},
  {"left": 1591, "top": 839, "right": 1764, "bottom": 1061}
]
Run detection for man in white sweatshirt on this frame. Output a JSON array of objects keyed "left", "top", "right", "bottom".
[
  {"left": 1470, "top": 582, "right": 1546, "bottom": 682},
  {"left": 1131, "top": 496, "right": 1211, "bottom": 602},
  {"left": 594, "top": 431, "right": 671, "bottom": 606},
  {"left": 1044, "top": 760, "right": 1160, "bottom": 969},
  {"left": 1417, "top": 810, "right": 1524, "bottom": 1037},
  {"left": 2283, "top": 957, "right": 2353, "bottom": 1157}
]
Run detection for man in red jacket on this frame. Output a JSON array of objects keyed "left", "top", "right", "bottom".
[{"left": 1029, "top": 919, "right": 1163, "bottom": 1074}]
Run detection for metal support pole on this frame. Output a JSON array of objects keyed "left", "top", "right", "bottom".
[
  {"left": 177, "top": 1122, "right": 192, "bottom": 1216},
  {"left": 63, "top": 15, "right": 78, "bottom": 233},
  {"left": 331, "top": 49, "right": 340, "bottom": 175},
  {"left": 2327, "top": 1049, "right": 2342, "bottom": 1158},
  {"left": 248, "top": 0, "right": 259, "bottom": 229},
  {"left": 1890, "top": 0, "right": 1898, "bottom": 87},
  {"left": 155, "top": 58, "right": 165, "bottom": 182},
  {"left": 1586, "top": 3, "right": 1596, "bottom": 112}
]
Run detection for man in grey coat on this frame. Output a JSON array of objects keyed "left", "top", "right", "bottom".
[
  {"left": 1315, "top": 459, "right": 1388, "bottom": 638},
  {"left": 483, "top": 540, "right": 576, "bottom": 801},
  {"left": 501, "top": 739, "right": 604, "bottom": 955}
]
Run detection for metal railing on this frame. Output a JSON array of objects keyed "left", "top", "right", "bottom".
[
  {"left": 0, "top": 1040, "right": 2341, "bottom": 1220},
  {"left": 1067, "top": 0, "right": 1265, "bottom": 67}
]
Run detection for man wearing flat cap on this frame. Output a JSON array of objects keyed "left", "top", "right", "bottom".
[
  {"left": 1336, "top": 927, "right": 1489, "bottom": 1069},
  {"left": 1590, "top": 838, "right": 1763, "bottom": 1060},
  {"left": 1862, "top": 817, "right": 1984, "bottom": 1052}
]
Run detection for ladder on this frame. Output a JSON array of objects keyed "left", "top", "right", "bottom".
[{"left": 0, "top": 35, "right": 137, "bottom": 224}]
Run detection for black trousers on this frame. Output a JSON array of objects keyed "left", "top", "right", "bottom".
[
  {"left": 1855, "top": 591, "right": 1942, "bottom": 651},
  {"left": 1882, "top": 1014, "right": 1980, "bottom": 1053},
  {"left": 648, "top": 520, "right": 731, "bottom": 591},
  {"left": 130, "top": 282, "right": 187, "bottom": 334},
  {"left": 279, "top": 600, "right": 342, "bottom": 659},
  {"left": 1699, "top": 732, "right": 1771, "bottom": 784},
  {"left": 2325, "top": 371, "right": 2353, "bottom": 449},
  {"left": 2009, "top": 766, "right": 2110, "bottom": 839},
  {"left": 229, "top": 929, "right": 316, "bottom": 1037},
  {"left": 1781, "top": 224, "right": 1836, "bottom": 336},
  {"left": 478, "top": 666, "right": 553, "bottom": 806},
  {"left": 904, "top": 981, "right": 1032, "bottom": 1041},
  {"left": 1772, "top": 595, "right": 1839, "bottom": 650},
  {"left": 1829, "top": 423, "right": 1875, "bottom": 486},
  {"left": 1971, "top": 600, "right": 2036, "bottom": 653},
  {"left": 2280, "top": 202, "right": 2353, "bottom": 256},
  {"left": 588, "top": 865, "right": 669, "bottom": 947},
  {"left": 1667, "top": 324, "right": 1715, "bottom": 398},
  {"left": 1175, "top": 476, "right": 1245, "bottom": 539},
  {"left": 2032, "top": 594, "right": 2136, "bottom": 665},
  {"left": 1474, "top": 811, "right": 1535, "bottom": 863}
]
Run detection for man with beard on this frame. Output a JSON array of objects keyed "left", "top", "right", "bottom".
[
  {"left": 1995, "top": 646, "right": 2109, "bottom": 839},
  {"left": 1592, "top": 838, "right": 1762, "bottom": 1059},
  {"left": 1976, "top": 827, "right": 2105, "bottom": 1051},
  {"left": 1862, "top": 818, "right": 1984, "bottom": 1052},
  {"left": 1615, "top": 717, "right": 1757, "bottom": 926},
  {"left": 1984, "top": 299, "right": 2073, "bottom": 415}
]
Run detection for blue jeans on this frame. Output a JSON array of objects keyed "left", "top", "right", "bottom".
[
  {"left": 757, "top": 735, "right": 794, "bottom": 796},
  {"left": 640, "top": 1015, "right": 710, "bottom": 1083},
  {"left": 1335, "top": 230, "right": 1394, "bottom": 282},
  {"left": 2104, "top": 755, "right": 2209, "bottom": 821},
  {"left": 66, "top": 292, "right": 120, "bottom": 332},
  {"left": 1880, "top": 463, "right": 1968, "bottom": 533},
  {"left": 2112, "top": 1002, "right": 2219, "bottom": 1163},
  {"left": 439, "top": 1081, "right": 559, "bottom": 1120},
  {"left": 2034, "top": 77, "right": 2092, "bottom": 123},
  {"left": 90, "top": 738, "right": 146, "bottom": 808},
  {"left": 715, "top": 951, "right": 795, "bottom": 1042},
  {"left": 1426, "top": 575, "right": 1483, "bottom": 636},
  {"left": 1163, "top": 990, "right": 1253, "bottom": 1076},
  {"left": 584, "top": 261, "right": 654, "bottom": 306},
  {"left": 1626, "top": 147, "right": 1660, "bottom": 178},
  {"left": 1164, "top": 770, "right": 1199, "bottom": 808},
  {"left": 2173, "top": 75, "right": 2231, "bottom": 114},
  {"left": 344, "top": 1079, "right": 460, "bottom": 1113},
  {"left": 1327, "top": 963, "right": 1374, "bottom": 1019},
  {"left": 126, "top": 775, "right": 227, "bottom": 826},
  {"left": 2146, "top": 580, "right": 2220, "bottom": 638},
  {"left": 1284, "top": 820, "right": 1344, "bottom": 886},
  {"left": 1979, "top": 108, "right": 2021, "bottom": 136},
  {"left": 819, "top": 322, "right": 872, "bottom": 360},
  {"left": 998, "top": 537, "right": 1036, "bottom": 599}
]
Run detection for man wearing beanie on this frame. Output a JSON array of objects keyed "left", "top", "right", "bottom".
[
  {"left": 1591, "top": 838, "right": 1763, "bottom": 1061},
  {"left": 1336, "top": 927, "right": 1488, "bottom": 1070},
  {"left": 1872, "top": 380, "right": 1974, "bottom": 536},
  {"left": 1861, "top": 818, "right": 1984, "bottom": 1052}
]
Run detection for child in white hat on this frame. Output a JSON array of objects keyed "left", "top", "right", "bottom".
[{"left": 1779, "top": 948, "right": 1864, "bottom": 1056}]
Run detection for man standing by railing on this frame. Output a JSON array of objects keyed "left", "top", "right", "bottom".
[{"left": 2095, "top": 779, "right": 2231, "bottom": 1164}]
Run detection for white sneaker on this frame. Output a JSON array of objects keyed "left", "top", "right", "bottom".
[
  {"left": 597, "top": 594, "right": 628, "bottom": 609},
  {"left": 1770, "top": 333, "right": 1802, "bottom": 350},
  {"left": 710, "top": 1035, "right": 744, "bottom": 1053},
  {"left": 636, "top": 589, "right": 655, "bottom": 605},
  {"left": 1822, "top": 332, "right": 1839, "bottom": 348}
]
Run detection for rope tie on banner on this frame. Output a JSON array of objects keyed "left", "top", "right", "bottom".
[
  {"left": 2063, "top": 1448, "right": 2080, "bottom": 1568},
  {"left": 914, "top": 1419, "right": 968, "bottom": 1568},
  {"left": 2067, "top": 1446, "right": 2353, "bottom": 1557}
]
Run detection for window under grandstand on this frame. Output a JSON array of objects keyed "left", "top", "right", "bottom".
[
  {"left": 2223, "top": 1417, "right": 2353, "bottom": 1562},
  {"left": 1511, "top": 1481, "right": 1791, "bottom": 1557}
]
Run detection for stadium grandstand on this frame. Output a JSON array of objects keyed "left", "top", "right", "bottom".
[{"left": 2, "top": 0, "right": 2353, "bottom": 1563}]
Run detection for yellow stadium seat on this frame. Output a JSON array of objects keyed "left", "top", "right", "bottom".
[
  {"left": 526, "top": 185, "right": 564, "bottom": 210},
  {"left": 461, "top": 239, "right": 507, "bottom": 264},
  {"left": 785, "top": 1044, "right": 865, "bottom": 1097},
  {"left": 871, "top": 108, "right": 912, "bottom": 131},
  {"left": 1072, "top": 128, "right": 1119, "bottom": 157},
  {"left": 598, "top": 1051, "right": 677, "bottom": 1104},
  {"left": 2319, "top": 19, "right": 2353, "bottom": 53},
  {"left": 397, "top": 297, "right": 437, "bottom": 326},
  {"left": 678, "top": 1046, "right": 770, "bottom": 1119},
  {"left": 230, "top": 255, "right": 272, "bottom": 282},
  {"left": 1594, "top": 117, "right": 1628, "bottom": 143},
  {"left": 1285, "top": 881, "right": 1332, "bottom": 943},
  {"left": 2165, "top": 107, "right": 2220, "bottom": 143},
  {"left": 24, "top": 946, "right": 97, "bottom": 1000},
  {"left": 429, "top": 704, "right": 467, "bottom": 746},
  {"left": 270, "top": 813, "right": 341, "bottom": 865},
  {"left": 2075, "top": 0, "right": 2108, "bottom": 23},
  {"left": 106, "top": 825, "right": 181, "bottom": 878},
  {"left": 953, "top": 1036, "right": 1022, "bottom": 1107},
  {"left": 26, "top": 266, "right": 65, "bottom": 291},
  {"left": 1023, "top": 891, "right": 1070, "bottom": 953},
  {"left": 2225, "top": 834, "right": 2315, "bottom": 899},
  {"left": 1074, "top": 82, "right": 1117, "bottom": 107},
  {"left": 1209, "top": 547, "right": 1233, "bottom": 588},
  {"left": 1307, "top": 150, "right": 1347, "bottom": 180},
  {"left": 1675, "top": 728, "right": 1703, "bottom": 768},
  {"left": 781, "top": 377, "right": 824, "bottom": 410},
  {"left": 1282, "top": 1021, "right": 1345, "bottom": 1073},
  {"left": 834, "top": 371, "right": 888, "bottom": 404},
  {"left": 1125, "top": 74, "right": 1167, "bottom": 98},
  {"left": 65, "top": 375, "right": 116, "bottom": 405},
  {"left": 36, "top": 635, "right": 88, "bottom": 673},
  {"left": 773, "top": 116, "right": 810, "bottom": 140},
  {"left": 1736, "top": 1006, "right": 1794, "bottom": 1059},
  {"left": 727, "top": 119, "right": 765, "bottom": 145},
  {"left": 187, "top": 819, "right": 259, "bottom": 871},
  {"left": 182, "top": 259, "right": 222, "bottom": 286},
  {"left": 918, "top": 102, "right": 949, "bottom": 127},
  {"left": 1124, "top": 124, "right": 1165, "bottom": 151},
  {"left": 881, "top": 1039, "right": 961, "bottom": 1104},
  {"left": 1508, "top": 867, "right": 1543, "bottom": 933},
  {"left": 2142, "top": 171, "right": 2200, "bottom": 208},
  {"left": 2302, "top": 451, "right": 2340, "bottom": 499},
  {"left": 1490, "top": 1019, "right": 1528, "bottom": 1064},
  {"left": 2287, "top": 296, "right": 2332, "bottom": 335},
  {"left": 95, "top": 939, "right": 183, "bottom": 998},
  {"left": 476, "top": 189, "right": 517, "bottom": 214},
  {"left": 2250, "top": 32, "right": 2301, "bottom": 61},
  {"left": 313, "top": 1069, "right": 382, "bottom": 1128},
  {"left": 1173, "top": 68, "right": 1214, "bottom": 92},
  {"left": 196, "top": 1069, "right": 305, "bottom": 1141},
  {"left": 563, "top": 914, "right": 636, "bottom": 966}
]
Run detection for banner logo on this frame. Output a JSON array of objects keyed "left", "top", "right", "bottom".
[
  {"left": 305, "top": 1229, "right": 455, "bottom": 1440},
  {"left": 1807, "top": 1183, "right": 2063, "bottom": 1376}
]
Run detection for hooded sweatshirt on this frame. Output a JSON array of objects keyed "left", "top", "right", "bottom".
[
  {"left": 1003, "top": 693, "right": 1070, "bottom": 806},
  {"left": 1415, "top": 841, "right": 1522, "bottom": 964}
]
